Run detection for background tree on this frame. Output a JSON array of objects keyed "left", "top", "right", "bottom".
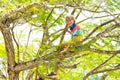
[{"left": 0, "top": 0, "right": 120, "bottom": 80}]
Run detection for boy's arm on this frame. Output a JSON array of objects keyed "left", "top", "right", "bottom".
[{"left": 76, "top": 25, "right": 80, "bottom": 30}]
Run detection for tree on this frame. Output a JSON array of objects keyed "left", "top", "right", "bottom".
[{"left": 0, "top": 0, "right": 120, "bottom": 80}]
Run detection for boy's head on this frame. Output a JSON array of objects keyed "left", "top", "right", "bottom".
[{"left": 65, "top": 15, "right": 75, "bottom": 27}]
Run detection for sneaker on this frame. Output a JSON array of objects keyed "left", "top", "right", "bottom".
[{"left": 47, "top": 72, "right": 57, "bottom": 79}]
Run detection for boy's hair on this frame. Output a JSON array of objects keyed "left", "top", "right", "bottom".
[{"left": 65, "top": 15, "right": 75, "bottom": 22}]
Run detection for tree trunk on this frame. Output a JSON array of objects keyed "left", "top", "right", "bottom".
[{"left": 1, "top": 27, "right": 19, "bottom": 80}]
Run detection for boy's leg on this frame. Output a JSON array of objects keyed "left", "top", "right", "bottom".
[{"left": 47, "top": 62, "right": 60, "bottom": 79}]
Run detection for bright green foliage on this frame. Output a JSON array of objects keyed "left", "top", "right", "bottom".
[
  {"left": 0, "top": 44, "right": 6, "bottom": 58},
  {"left": 0, "top": 0, "right": 120, "bottom": 80}
]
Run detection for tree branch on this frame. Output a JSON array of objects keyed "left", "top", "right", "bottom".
[
  {"left": 0, "top": 2, "right": 105, "bottom": 23},
  {"left": 89, "top": 48, "right": 120, "bottom": 54},
  {"left": 0, "top": 70, "right": 6, "bottom": 79},
  {"left": 49, "top": 10, "right": 65, "bottom": 28},
  {"left": 92, "top": 66, "right": 120, "bottom": 75},
  {"left": 77, "top": 13, "right": 120, "bottom": 24},
  {"left": 89, "top": 24, "right": 119, "bottom": 44},
  {"left": 81, "top": 18, "right": 118, "bottom": 43},
  {"left": 83, "top": 54, "right": 116, "bottom": 80}
]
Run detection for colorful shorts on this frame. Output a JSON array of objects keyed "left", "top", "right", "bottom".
[{"left": 71, "top": 30, "right": 83, "bottom": 49}]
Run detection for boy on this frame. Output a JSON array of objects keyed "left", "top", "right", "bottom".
[
  {"left": 65, "top": 15, "right": 82, "bottom": 48},
  {"left": 47, "top": 15, "right": 82, "bottom": 78}
]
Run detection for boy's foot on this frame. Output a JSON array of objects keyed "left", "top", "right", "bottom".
[
  {"left": 47, "top": 72, "right": 58, "bottom": 79},
  {"left": 77, "top": 46, "right": 82, "bottom": 49},
  {"left": 73, "top": 64, "right": 77, "bottom": 68}
]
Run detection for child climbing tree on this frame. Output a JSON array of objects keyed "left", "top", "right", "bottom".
[
  {"left": 0, "top": 0, "right": 120, "bottom": 80},
  {"left": 46, "top": 15, "right": 83, "bottom": 79},
  {"left": 65, "top": 15, "right": 82, "bottom": 49}
]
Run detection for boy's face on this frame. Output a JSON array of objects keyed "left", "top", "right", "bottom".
[{"left": 66, "top": 19, "right": 74, "bottom": 27}]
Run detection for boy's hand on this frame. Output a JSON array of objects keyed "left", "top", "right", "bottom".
[{"left": 66, "top": 29, "right": 71, "bottom": 34}]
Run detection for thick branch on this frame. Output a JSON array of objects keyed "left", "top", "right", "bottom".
[
  {"left": 0, "top": 23, "right": 16, "bottom": 79},
  {"left": 0, "top": 2, "right": 105, "bottom": 23},
  {"left": 14, "top": 46, "right": 70, "bottom": 72},
  {"left": 14, "top": 58, "right": 44, "bottom": 72}
]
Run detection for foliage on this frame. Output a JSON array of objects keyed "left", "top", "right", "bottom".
[{"left": 0, "top": 0, "right": 120, "bottom": 80}]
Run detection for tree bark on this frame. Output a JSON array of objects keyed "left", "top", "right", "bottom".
[{"left": 0, "top": 26, "right": 19, "bottom": 80}]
